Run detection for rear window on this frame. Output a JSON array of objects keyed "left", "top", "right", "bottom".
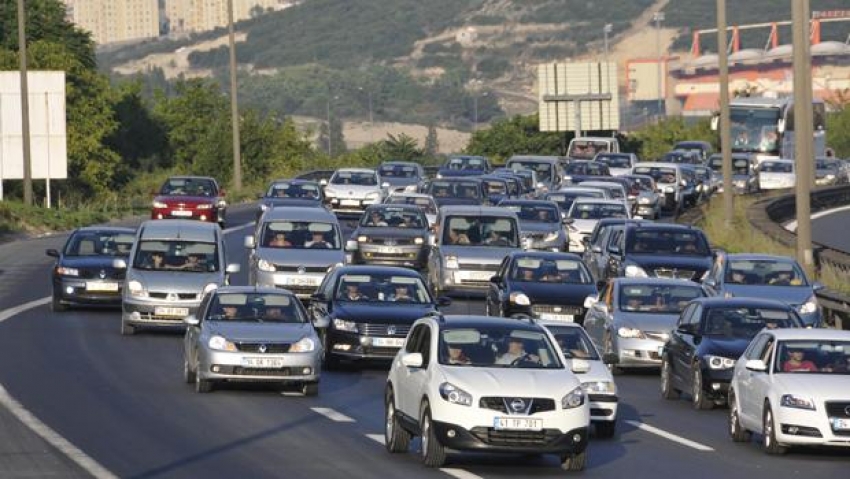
[
  {"left": 443, "top": 215, "right": 518, "bottom": 247},
  {"left": 133, "top": 240, "right": 219, "bottom": 272}
]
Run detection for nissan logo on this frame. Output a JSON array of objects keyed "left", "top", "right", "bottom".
[
  {"left": 258, "top": 344, "right": 267, "bottom": 354},
  {"left": 510, "top": 398, "right": 526, "bottom": 412}
]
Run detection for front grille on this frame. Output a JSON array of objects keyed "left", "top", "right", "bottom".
[
  {"left": 136, "top": 312, "right": 186, "bottom": 323},
  {"left": 275, "top": 284, "right": 316, "bottom": 296},
  {"left": 236, "top": 342, "right": 291, "bottom": 353},
  {"left": 148, "top": 292, "right": 198, "bottom": 300},
  {"left": 274, "top": 265, "right": 328, "bottom": 273},
  {"left": 357, "top": 323, "right": 411, "bottom": 337},
  {"left": 77, "top": 268, "right": 124, "bottom": 280},
  {"left": 644, "top": 331, "right": 670, "bottom": 343},
  {"left": 588, "top": 394, "right": 618, "bottom": 403},
  {"left": 230, "top": 367, "right": 298, "bottom": 377},
  {"left": 532, "top": 304, "right": 584, "bottom": 316},
  {"left": 479, "top": 397, "right": 556, "bottom": 415},
  {"left": 826, "top": 401, "right": 850, "bottom": 419},
  {"left": 458, "top": 263, "right": 496, "bottom": 271},
  {"left": 653, "top": 268, "right": 696, "bottom": 280},
  {"left": 370, "top": 238, "right": 414, "bottom": 246},
  {"left": 470, "top": 427, "right": 562, "bottom": 447},
  {"left": 591, "top": 407, "right": 615, "bottom": 416}
]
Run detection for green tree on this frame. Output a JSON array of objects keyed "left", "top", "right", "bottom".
[
  {"left": 107, "top": 80, "right": 169, "bottom": 179},
  {"left": 826, "top": 91, "right": 850, "bottom": 158},
  {"left": 628, "top": 117, "right": 715, "bottom": 161},
  {"left": 384, "top": 133, "right": 422, "bottom": 161},
  {"left": 466, "top": 114, "right": 564, "bottom": 162}
]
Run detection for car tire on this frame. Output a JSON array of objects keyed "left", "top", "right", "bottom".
[
  {"left": 183, "top": 357, "right": 196, "bottom": 384},
  {"left": 302, "top": 382, "right": 319, "bottom": 397},
  {"left": 120, "top": 320, "right": 135, "bottom": 336},
  {"left": 560, "top": 449, "right": 587, "bottom": 471},
  {"left": 322, "top": 335, "right": 341, "bottom": 371},
  {"left": 385, "top": 389, "right": 411, "bottom": 453},
  {"left": 595, "top": 421, "right": 616, "bottom": 439},
  {"left": 195, "top": 374, "right": 213, "bottom": 394},
  {"left": 51, "top": 292, "right": 67, "bottom": 312},
  {"left": 728, "top": 390, "right": 752, "bottom": 443},
  {"left": 420, "top": 404, "right": 446, "bottom": 468},
  {"left": 661, "top": 357, "right": 680, "bottom": 400},
  {"left": 692, "top": 366, "right": 714, "bottom": 410},
  {"left": 604, "top": 333, "right": 622, "bottom": 375},
  {"left": 762, "top": 403, "right": 786, "bottom": 455}
]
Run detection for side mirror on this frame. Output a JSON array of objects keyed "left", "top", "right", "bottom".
[
  {"left": 680, "top": 179, "right": 687, "bottom": 187},
  {"left": 522, "top": 237, "right": 534, "bottom": 250},
  {"left": 812, "top": 281, "right": 825, "bottom": 292},
  {"left": 381, "top": 182, "right": 390, "bottom": 189},
  {"left": 608, "top": 245, "right": 621, "bottom": 255},
  {"left": 319, "top": 179, "right": 328, "bottom": 187},
  {"left": 677, "top": 324, "right": 695, "bottom": 335},
  {"left": 570, "top": 359, "right": 591, "bottom": 374},
  {"left": 563, "top": 217, "right": 575, "bottom": 225},
  {"left": 583, "top": 295, "right": 598, "bottom": 309},
  {"left": 602, "top": 352, "right": 619, "bottom": 365},
  {"left": 226, "top": 263, "right": 241, "bottom": 274},
  {"left": 46, "top": 248, "right": 60, "bottom": 258},
  {"left": 703, "top": 278, "right": 716, "bottom": 288},
  {"left": 401, "top": 352, "right": 423, "bottom": 368},
  {"left": 489, "top": 275, "right": 501, "bottom": 284},
  {"left": 183, "top": 315, "right": 200, "bottom": 326},
  {"left": 311, "top": 292, "right": 328, "bottom": 302},
  {"left": 745, "top": 359, "right": 767, "bottom": 372},
  {"left": 256, "top": 192, "right": 264, "bottom": 199},
  {"left": 437, "top": 296, "right": 452, "bottom": 307},
  {"left": 591, "top": 245, "right": 602, "bottom": 254},
  {"left": 345, "top": 240, "right": 359, "bottom": 252},
  {"left": 112, "top": 258, "right": 127, "bottom": 269},
  {"left": 244, "top": 235, "right": 256, "bottom": 249}
]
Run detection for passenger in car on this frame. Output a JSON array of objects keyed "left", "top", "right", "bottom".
[
  {"left": 269, "top": 232, "right": 292, "bottom": 248},
  {"left": 305, "top": 231, "right": 331, "bottom": 249},
  {"left": 495, "top": 337, "right": 539, "bottom": 365},
  {"left": 782, "top": 348, "right": 818, "bottom": 372},
  {"left": 342, "top": 284, "right": 368, "bottom": 301},
  {"left": 446, "top": 344, "right": 472, "bottom": 365},
  {"left": 388, "top": 284, "right": 414, "bottom": 302}
]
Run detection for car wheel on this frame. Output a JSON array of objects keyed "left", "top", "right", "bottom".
[
  {"left": 728, "top": 390, "right": 752, "bottom": 443},
  {"left": 385, "top": 389, "right": 411, "bottom": 453},
  {"left": 692, "top": 366, "right": 713, "bottom": 410},
  {"left": 120, "top": 320, "right": 135, "bottom": 336},
  {"left": 660, "top": 357, "right": 680, "bottom": 400},
  {"left": 183, "top": 357, "right": 196, "bottom": 384},
  {"left": 604, "top": 333, "right": 622, "bottom": 375},
  {"left": 322, "top": 335, "right": 340, "bottom": 370},
  {"left": 218, "top": 220, "right": 226, "bottom": 229},
  {"left": 195, "top": 374, "right": 213, "bottom": 394},
  {"left": 420, "top": 404, "right": 446, "bottom": 467},
  {"left": 51, "top": 292, "right": 67, "bottom": 312},
  {"left": 595, "top": 420, "right": 616, "bottom": 439},
  {"left": 762, "top": 403, "right": 786, "bottom": 455},
  {"left": 302, "top": 382, "right": 319, "bottom": 397},
  {"left": 560, "top": 449, "right": 587, "bottom": 471}
]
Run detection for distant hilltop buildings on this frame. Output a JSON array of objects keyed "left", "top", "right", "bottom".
[{"left": 62, "top": 0, "right": 299, "bottom": 45}]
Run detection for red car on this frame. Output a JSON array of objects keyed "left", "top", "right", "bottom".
[{"left": 151, "top": 176, "right": 227, "bottom": 228}]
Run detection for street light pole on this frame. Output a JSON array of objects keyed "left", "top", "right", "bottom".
[
  {"left": 226, "top": 0, "right": 242, "bottom": 191},
  {"left": 717, "top": 0, "right": 734, "bottom": 226},
  {"left": 653, "top": 11, "right": 665, "bottom": 119},
  {"left": 792, "top": 0, "right": 814, "bottom": 268},
  {"left": 326, "top": 97, "right": 332, "bottom": 157},
  {"left": 17, "top": 0, "right": 33, "bottom": 206},
  {"left": 473, "top": 94, "right": 478, "bottom": 133},
  {"left": 603, "top": 23, "right": 613, "bottom": 130}
]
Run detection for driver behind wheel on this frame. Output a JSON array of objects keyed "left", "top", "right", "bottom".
[{"left": 495, "top": 337, "right": 539, "bottom": 365}]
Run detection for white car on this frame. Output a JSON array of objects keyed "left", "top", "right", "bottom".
[
  {"left": 540, "top": 321, "right": 619, "bottom": 438},
  {"left": 322, "top": 168, "right": 387, "bottom": 215},
  {"left": 728, "top": 328, "right": 850, "bottom": 454},
  {"left": 757, "top": 159, "right": 795, "bottom": 190},
  {"left": 565, "top": 198, "right": 630, "bottom": 253},
  {"left": 384, "top": 315, "right": 590, "bottom": 470}
]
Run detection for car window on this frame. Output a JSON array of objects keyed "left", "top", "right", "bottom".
[
  {"left": 501, "top": 203, "right": 560, "bottom": 223},
  {"left": 267, "top": 182, "right": 320, "bottom": 199},
  {"left": 418, "top": 325, "right": 432, "bottom": 367},
  {"left": 207, "top": 292, "right": 306, "bottom": 323},
  {"left": 133, "top": 240, "right": 219, "bottom": 272},
  {"left": 442, "top": 215, "right": 518, "bottom": 248},
  {"left": 619, "top": 284, "right": 704, "bottom": 314},
  {"left": 678, "top": 303, "right": 697, "bottom": 328},
  {"left": 335, "top": 274, "right": 431, "bottom": 303},
  {"left": 260, "top": 221, "right": 340, "bottom": 250},
  {"left": 726, "top": 259, "right": 807, "bottom": 286},
  {"left": 626, "top": 229, "right": 710, "bottom": 256},
  {"left": 378, "top": 165, "right": 418, "bottom": 178},
  {"left": 438, "top": 326, "right": 563, "bottom": 368},
  {"left": 385, "top": 196, "right": 437, "bottom": 215},
  {"left": 360, "top": 207, "right": 426, "bottom": 229},
  {"left": 744, "top": 333, "right": 770, "bottom": 360},
  {"left": 548, "top": 327, "right": 599, "bottom": 360},
  {"left": 702, "top": 307, "right": 801, "bottom": 338},
  {"left": 774, "top": 340, "right": 850, "bottom": 374},
  {"left": 510, "top": 257, "right": 592, "bottom": 284},
  {"left": 568, "top": 202, "right": 628, "bottom": 220},
  {"left": 331, "top": 171, "right": 377, "bottom": 186},
  {"left": 405, "top": 324, "right": 425, "bottom": 354},
  {"left": 160, "top": 178, "right": 216, "bottom": 197},
  {"left": 65, "top": 231, "right": 134, "bottom": 257},
  {"left": 509, "top": 161, "right": 553, "bottom": 182}
]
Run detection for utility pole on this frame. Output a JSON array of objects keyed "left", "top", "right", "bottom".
[
  {"left": 227, "top": 0, "right": 242, "bottom": 191},
  {"left": 717, "top": 0, "right": 734, "bottom": 226},
  {"left": 792, "top": 0, "right": 814, "bottom": 268},
  {"left": 17, "top": 0, "right": 33, "bottom": 206},
  {"left": 653, "top": 11, "right": 665, "bottom": 120},
  {"left": 326, "top": 97, "right": 332, "bottom": 156},
  {"left": 603, "top": 23, "right": 613, "bottom": 129}
]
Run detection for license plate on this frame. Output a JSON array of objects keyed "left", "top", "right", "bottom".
[
  {"left": 86, "top": 282, "right": 119, "bottom": 292},
  {"left": 241, "top": 357, "right": 285, "bottom": 368},
  {"left": 463, "top": 271, "right": 493, "bottom": 281},
  {"left": 171, "top": 210, "right": 193, "bottom": 217},
  {"left": 832, "top": 418, "right": 850, "bottom": 431},
  {"left": 284, "top": 276, "right": 319, "bottom": 287},
  {"left": 538, "top": 313, "right": 574, "bottom": 322},
  {"left": 378, "top": 247, "right": 401, "bottom": 254},
  {"left": 154, "top": 306, "right": 189, "bottom": 317},
  {"left": 372, "top": 337, "right": 405, "bottom": 348},
  {"left": 657, "top": 346, "right": 665, "bottom": 356},
  {"left": 493, "top": 417, "right": 543, "bottom": 431},
  {"left": 341, "top": 199, "right": 360, "bottom": 206}
]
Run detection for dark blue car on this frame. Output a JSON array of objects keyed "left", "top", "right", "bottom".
[{"left": 436, "top": 155, "right": 492, "bottom": 178}]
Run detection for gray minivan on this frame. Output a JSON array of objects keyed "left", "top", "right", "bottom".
[{"left": 120, "top": 220, "right": 240, "bottom": 335}]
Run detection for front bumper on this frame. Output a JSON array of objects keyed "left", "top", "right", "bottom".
[
  {"left": 151, "top": 207, "right": 223, "bottom": 223},
  {"left": 588, "top": 394, "right": 618, "bottom": 422},
  {"left": 325, "top": 197, "right": 381, "bottom": 215},
  {"left": 254, "top": 270, "right": 326, "bottom": 299},
  {"left": 353, "top": 244, "right": 428, "bottom": 269},
  {"left": 615, "top": 337, "right": 665, "bottom": 368},
  {"left": 441, "top": 267, "right": 499, "bottom": 295},
  {"left": 122, "top": 297, "right": 201, "bottom": 329},
  {"left": 698, "top": 368, "right": 733, "bottom": 401},
  {"left": 326, "top": 329, "right": 406, "bottom": 361},
  {"left": 198, "top": 348, "right": 321, "bottom": 383},
  {"left": 773, "top": 402, "right": 850, "bottom": 448},
  {"left": 53, "top": 277, "right": 123, "bottom": 306},
  {"left": 431, "top": 420, "right": 589, "bottom": 455},
  {"left": 567, "top": 232, "right": 589, "bottom": 253},
  {"left": 635, "top": 204, "right": 658, "bottom": 218}
]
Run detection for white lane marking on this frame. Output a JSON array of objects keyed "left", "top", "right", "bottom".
[
  {"left": 223, "top": 221, "right": 254, "bottom": 234},
  {"left": 0, "top": 384, "right": 117, "bottom": 478},
  {"left": 365, "top": 433, "right": 385, "bottom": 445},
  {"left": 625, "top": 420, "right": 714, "bottom": 451},
  {"left": 785, "top": 204, "right": 850, "bottom": 232},
  {"left": 311, "top": 407, "right": 356, "bottom": 422},
  {"left": 0, "top": 296, "right": 50, "bottom": 323},
  {"left": 440, "top": 468, "right": 485, "bottom": 479}
]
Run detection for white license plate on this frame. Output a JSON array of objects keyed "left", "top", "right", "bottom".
[
  {"left": 241, "top": 357, "right": 285, "bottom": 368},
  {"left": 341, "top": 199, "right": 360, "bottom": 206},
  {"left": 832, "top": 418, "right": 850, "bottom": 431},
  {"left": 284, "top": 276, "right": 320, "bottom": 287},
  {"left": 493, "top": 417, "right": 543, "bottom": 431},
  {"left": 538, "top": 313, "right": 574, "bottom": 322},
  {"left": 377, "top": 247, "right": 401, "bottom": 254},
  {"left": 463, "top": 271, "right": 493, "bottom": 281},
  {"left": 171, "top": 210, "right": 193, "bottom": 217},
  {"left": 86, "top": 282, "right": 119, "bottom": 292},
  {"left": 154, "top": 306, "right": 189, "bottom": 317},
  {"left": 372, "top": 337, "right": 405, "bottom": 348}
]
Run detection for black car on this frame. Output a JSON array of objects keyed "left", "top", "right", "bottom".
[
  {"left": 485, "top": 251, "right": 597, "bottom": 325},
  {"left": 308, "top": 265, "right": 450, "bottom": 368},
  {"left": 346, "top": 204, "right": 431, "bottom": 270},
  {"left": 562, "top": 161, "right": 611, "bottom": 186},
  {"left": 426, "top": 177, "right": 485, "bottom": 207},
  {"left": 47, "top": 227, "right": 136, "bottom": 311},
  {"left": 256, "top": 179, "right": 324, "bottom": 220},
  {"left": 661, "top": 297, "right": 804, "bottom": 410}
]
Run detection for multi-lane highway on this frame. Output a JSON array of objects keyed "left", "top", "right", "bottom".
[
  {"left": 811, "top": 207, "right": 850, "bottom": 253},
  {"left": 0, "top": 205, "right": 848, "bottom": 478}
]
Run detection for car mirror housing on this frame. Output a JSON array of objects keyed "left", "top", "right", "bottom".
[
  {"left": 570, "top": 359, "right": 591, "bottom": 374},
  {"left": 583, "top": 295, "right": 598, "bottom": 309},
  {"left": 591, "top": 245, "right": 602, "bottom": 254},
  {"left": 244, "top": 235, "right": 256, "bottom": 249},
  {"left": 183, "top": 315, "right": 200, "bottom": 326},
  {"left": 46, "top": 248, "right": 60, "bottom": 258},
  {"left": 112, "top": 258, "right": 127, "bottom": 269},
  {"left": 226, "top": 263, "right": 241, "bottom": 274},
  {"left": 745, "top": 359, "right": 767, "bottom": 372},
  {"left": 812, "top": 281, "right": 825, "bottom": 292},
  {"left": 437, "top": 296, "right": 452, "bottom": 307},
  {"left": 311, "top": 292, "right": 327, "bottom": 302},
  {"left": 345, "top": 240, "right": 359, "bottom": 252},
  {"left": 312, "top": 315, "right": 330, "bottom": 329},
  {"left": 489, "top": 275, "right": 501, "bottom": 284},
  {"left": 401, "top": 352, "right": 423, "bottom": 368},
  {"left": 319, "top": 179, "right": 328, "bottom": 187}
]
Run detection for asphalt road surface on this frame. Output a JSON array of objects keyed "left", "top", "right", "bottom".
[
  {"left": 811, "top": 208, "right": 850, "bottom": 253},
  {"left": 0, "top": 204, "right": 847, "bottom": 478}
]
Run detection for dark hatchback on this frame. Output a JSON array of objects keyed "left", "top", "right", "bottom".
[
  {"left": 47, "top": 227, "right": 136, "bottom": 311},
  {"left": 605, "top": 223, "right": 713, "bottom": 283},
  {"left": 486, "top": 251, "right": 597, "bottom": 325},
  {"left": 661, "top": 297, "right": 804, "bottom": 410},
  {"left": 308, "top": 266, "right": 450, "bottom": 368},
  {"left": 346, "top": 204, "right": 431, "bottom": 270},
  {"left": 256, "top": 179, "right": 324, "bottom": 221},
  {"left": 426, "top": 177, "right": 485, "bottom": 208}
]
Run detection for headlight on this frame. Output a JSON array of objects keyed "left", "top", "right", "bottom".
[
  {"left": 543, "top": 231, "right": 560, "bottom": 242},
  {"left": 365, "top": 191, "right": 381, "bottom": 199},
  {"left": 780, "top": 394, "right": 816, "bottom": 411},
  {"left": 257, "top": 259, "right": 276, "bottom": 272},
  {"left": 127, "top": 280, "right": 147, "bottom": 298},
  {"left": 445, "top": 255, "right": 459, "bottom": 269},
  {"left": 152, "top": 200, "right": 167, "bottom": 208},
  {"left": 624, "top": 264, "right": 648, "bottom": 278},
  {"left": 582, "top": 381, "right": 617, "bottom": 395},
  {"left": 826, "top": 174, "right": 835, "bottom": 180},
  {"left": 202, "top": 283, "right": 218, "bottom": 295},
  {"left": 217, "top": 199, "right": 227, "bottom": 208},
  {"left": 638, "top": 197, "right": 652, "bottom": 205},
  {"left": 436, "top": 173, "right": 443, "bottom": 179},
  {"left": 333, "top": 318, "right": 357, "bottom": 332},
  {"left": 706, "top": 355, "right": 736, "bottom": 370},
  {"left": 324, "top": 189, "right": 337, "bottom": 198},
  {"left": 664, "top": 186, "right": 675, "bottom": 193},
  {"left": 259, "top": 203, "right": 269, "bottom": 211},
  {"left": 509, "top": 292, "right": 531, "bottom": 306},
  {"left": 799, "top": 295, "right": 818, "bottom": 315},
  {"left": 55, "top": 266, "right": 80, "bottom": 276},
  {"left": 208, "top": 335, "right": 237, "bottom": 352},
  {"left": 196, "top": 203, "right": 213, "bottom": 210},
  {"left": 563, "top": 175, "right": 573, "bottom": 183},
  {"left": 561, "top": 386, "right": 585, "bottom": 409},
  {"left": 724, "top": 291, "right": 734, "bottom": 299},
  {"left": 289, "top": 337, "right": 316, "bottom": 353},
  {"left": 734, "top": 180, "right": 746, "bottom": 187},
  {"left": 439, "top": 382, "right": 473, "bottom": 406},
  {"left": 357, "top": 235, "right": 369, "bottom": 243},
  {"left": 414, "top": 237, "right": 425, "bottom": 245},
  {"left": 617, "top": 327, "right": 644, "bottom": 339}
]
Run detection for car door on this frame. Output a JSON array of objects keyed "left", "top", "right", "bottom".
[
  {"left": 702, "top": 257, "right": 723, "bottom": 295},
  {"left": 487, "top": 257, "right": 510, "bottom": 316},
  {"left": 310, "top": 271, "right": 337, "bottom": 330},
  {"left": 584, "top": 282, "right": 613, "bottom": 348},
  {"left": 743, "top": 336, "right": 776, "bottom": 431},
  {"left": 396, "top": 324, "right": 424, "bottom": 416},
  {"left": 583, "top": 224, "right": 608, "bottom": 282},
  {"left": 668, "top": 303, "right": 701, "bottom": 388},
  {"left": 398, "top": 324, "right": 432, "bottom": 418},
  {"left": 603, "top": 228, "right": 625, "bottom": 282},
  {"left": 736, "top": 333, "right": 769, "bottom": 426},
  {"left": 185, "top": 292, "right": 214, "bottom": 370}
]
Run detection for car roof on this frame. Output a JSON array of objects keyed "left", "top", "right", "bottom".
[
  {"left": 537, "top": 320, "right": 583, "bottom": 330},
  {"left": 499, "top": 199, "right": 559, "bottom": 207},
  {"left": 387, "top": 192, "right": 434, "bottom": 201},
  {"left": 268, "top": 178, "right": 318, "bottom": 185},
  {"left": 634, "top": 162, "right": 683, "bottom": 169},
  {"left": 572, "top": 198, "right": 626, "bottom": 206},
  {"left": 214, "top": 285, "right": 296, "bottom": 296},
  {"left": 440, "top": 205, "right": 516, "bottom": 216},
  {"left": 166, "top": 175, "right": 217, "bottom": 182},
  {"left": 262, "top": 206, "right": 338, "bottom": 222},
  {"left": 139, "top": 220, "right": 219, "bottom": 242},
  {"left": 507, "top": 156, "right": 559, "bottom": 163},
  {"left": 763, "top": 328, "right": 850, "bottom": 341},
  {"left": 74, "top": 226, "right": 136, "bottom": 234},
  {"left": 553, "top": 187, "right": 606, "bottom": 193},
  {"left": 507, "top": 250, "right": 584, "bottom": 261},
  {"left": 334, "top": 265, "right": 424, "bottom": 277},
  {"left": 612, "top": 277, "right": 704, "bottom": 287},
  {"left": 723, "top": 253, "right": 798, "bottom": 263},
  {"left": 625, "top": 222, "right": 698, "bottom": 232},
  {"left": 687, "top": 296, "right": 795, "bottom": 309},
  {"left": 380, "top": 161, "right": 420, "bottom": 167},
  {"left": 366, "top": 203, "right": 423, "bottom": 213},
  {"left": 335, "top": 168, "right": 375, "bottom": 174},
  {"left": 434, "top": 314, "right": 547, "bottom": 332}
]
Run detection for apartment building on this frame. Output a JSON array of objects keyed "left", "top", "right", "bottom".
[
  {"left": 165, "top": 0, "right": 293, "bottom": 34},
  {"left": 64, "top": 0, "right": 160, "bottom": 45}
]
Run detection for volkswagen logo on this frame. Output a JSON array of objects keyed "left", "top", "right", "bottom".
[
  {"left": 297, "top": 266, "right": 306, "bottom": 274},
  {"left": 510, "top": 398, "right": 526, "bottom": 413},
  {"left": 385, "top": 239, "right": 396, "bottom": 246},
  {"left": 387, "top": 325, "right": 397, "bottom": 336},
  {"left": 99, "top": 269, "right": 107, "bottom": 279},
  {"left": 258, "top": 344, "right": 267, "bottom": 354},
  {"left": 845, "top": 405, "right": 850, "bottom": 417}
]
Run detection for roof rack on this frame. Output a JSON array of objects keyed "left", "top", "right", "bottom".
[{"left": 511, "top": 314, "right": 537, "bottom": 325}]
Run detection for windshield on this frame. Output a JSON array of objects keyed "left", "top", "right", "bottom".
[
  {"left": 501, "top": 203, "right": 560, "bottom": 223},
  {"left": 438, "top": 326, "right": 564, "bottom": 368},
  {"left": 732, "top": 159, "right": 751, "bottom": 175},
  {"left": 133, "top": 240, "right": 219, "bottom": 272},
  {"left": 703, "top": 307, "right": 800, "bottom": 339},
  {"left": 568, "top": 202, "right": 628, "bottom": 220},
  {"left": 626, "top": 229, "right": 710, "bottom": 255},
  {"left": 633, "top": 166, "right": 678, "bottom": 184},
  {"left": 208, "top": 292, "right": 306, "bottom": 323},
  {"left": 331, "top": 171, "right": 377, "bottom": 186},
  {"left": 619, "top": 284, "right": 704, "bottom": 314},
  {"left": 596, "top": 154, "right": 632, "bottom": 168},
  {"left": 626, "top": 176, "right": 655, "bottom": 192},
  {"left": 760, "top": 162, "right": 793, "bottom": 173},
  {"left": 569, "top": 140, "right": 610, "bottom": 160},
  {"left": 775, "top": 340, "right": 850, "bottom": 374},
  {"left": 428, "top": 180, "right": 481, "bottom": 200},
  {"left": 442, "top": 215, "right": 518, "bottom": 247},
  {"left": 546, "top": 191, "right": 602, "bottom": 211},
  {"left": 379, "top": 164, "right": 418, "bottom": 178},
  {"left": 266, "top": 182, "right": 320, "bottom": 199},
  {"left": 510, "top": 257, "right": 592, "bottom": 284},
  {"left": 707, "top": 156, "right": 723, "bottom": 172},
  {"left": 260, "top": 221, "right": 340, "bottom": 249},
  {"left": 160, "top": 178, "right": 216, "bottom": 197},
  {"left": 482, "top": 179, "right": 507, "bottom": 195},
  {"left": 335, "top": 273, "right": 431, "bottom": 303},
  {"left": 726, "top": 259, "right": 807, "bottom": 286},
  {"left": 661, "top": 151, "right": 696, "bottom": 164},
  {"left": 445, "top": 156, "right": 485, "bottom": 171},
  {"left": 546, "top": 326, "right": 600, "bottom": 360},
  {"left": 509, "top": 160, "right": 553, "bottom": 182},
  {"left": 730, "top": 106, "right": 781, "bottom": 153},
  {"left": 64, "top": 231, "right": 134, "bottom": 257},
  {"left": 360, "top": 207, "right": 427, "bottom": 228},
  {"left": 385, "top": 196, "right": 437, "bottom": 215}
]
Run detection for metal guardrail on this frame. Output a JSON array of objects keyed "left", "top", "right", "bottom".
[{"left": 746, "top": 184, "right": 850, "bottom": 330}]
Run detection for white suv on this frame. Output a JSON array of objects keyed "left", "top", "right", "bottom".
[{"left": 384, "top": 315, "right": 590, "bottom": 471}]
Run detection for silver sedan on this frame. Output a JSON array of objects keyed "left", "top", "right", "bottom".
[{"left": 183, "top": 286, "right": 322, "bottom": 395}]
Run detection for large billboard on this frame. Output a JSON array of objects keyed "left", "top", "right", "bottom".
[
  {"left": 0, "top": 71, "right": 68, "bottom": 181},
  {"left": 538, "top": 62, "right": 619, "bottom": 132}
]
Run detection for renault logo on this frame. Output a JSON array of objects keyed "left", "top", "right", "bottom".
[
  {"left": 258, "top": 344, "right": 267, "bottom": 354},
  {"left": 510, "top": 398, "right": 526, "bottom": 413},
  {"left": 167, "top": 293, "right": 178, "bottom": 301},
  {"left": 297, "top": 266, "right": 306, "bottom": 274},
  {"left": 385, "top": 239, "right": 396, "bottom": 246}
]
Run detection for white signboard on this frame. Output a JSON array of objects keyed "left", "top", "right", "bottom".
[
  {"left": 0, "top": 71, "right": 68, "bottom": 181},
  {"left": 538, "top": 62, "right": 619, "bottom": 132}
]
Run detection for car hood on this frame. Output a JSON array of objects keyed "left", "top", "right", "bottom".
[
  {"left": 205, "top": 322, "right": 316, "bottom": 343},
  {"left": 511, "top": 283, "right": 597, "bottom": 305},
  {"left": 257, "top": 248, "right": 344, "bottom": 266},
  {"left": 382, "top": 177, "right": 418, "bottom": 186},
  {"left": 438, "top": 169, "right": 486, "bottom": 177},
  {"left": 731, "top": 174, "right": 753, "bottom": 181},
  {"left": 568, "top": 358, "right": 614, "bottom": 384},
  {"left": 609, "top": 168, "right": 631, "bottom": 176},
  {"left": 129, "top": 270, "right": 221, "bottom": 293},
  {"left": 60, "top": 256, "right": 128, "bottom": 268},
  {"left": 724, "top": 285, "right": 813, "bottom": 305},
  {"left": 772, "top": 374, "right": 850, "bottom": 399},
  {"left": 628, "top": 253, "right": 712, "bottom": 272},
  {"left": 332, "top": 302, "right": 436, "bottom": 322},
  {"left": 353, "top": 227, "right": 427, "bottom": 239},
  {"left": 439, "top": 245, "right": 516, "bottom": 266},
  {"left": 262, "top": 198, "right": 322, "bottom": 208},
  {"left": 519, "top": 222, "right": 560, "bottom": 234},
  {"left": 571, "top": 218, "right": 600, "bottom": 234},
  {"left": 441, "top": 367, "right": 580, "bottom": 397},
  {"left": 325, "top": 185, "right": 380, "bottom": 198},
  {"left": 154, "top": 195, "right": 217, "bottom": 206},
  {"left": 698, "top": 336, "right": 753, "bottom": 359},
  {"left": 434, "top": 197, "right": 481, "bottom": 207},
  {"left": 615, "top": 311, "right": 680, "bottom": 333}
]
